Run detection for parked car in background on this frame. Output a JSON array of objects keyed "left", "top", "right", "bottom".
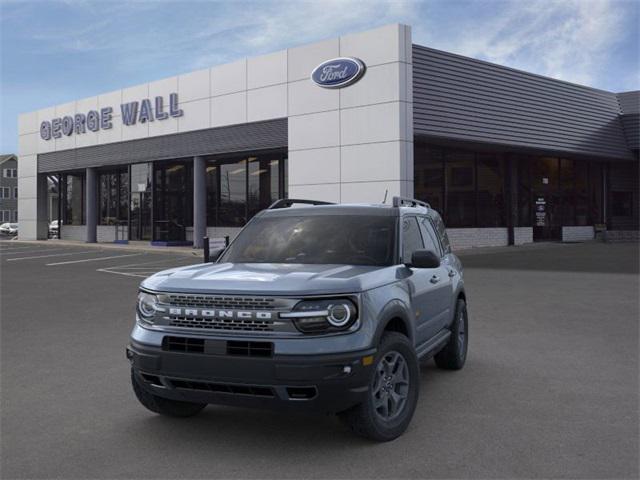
[
  {"left": 0, "top": 223, "right": 18, "bottom": 236},
  {"left": 49, "top": 220, "right": 60, "bottom": 238}
]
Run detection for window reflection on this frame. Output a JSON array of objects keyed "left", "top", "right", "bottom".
[
  {"left": 206, "top": 151, "right": 286, "bottom": 227},
  {"left": 477, "top": 155, "right": 505, "bottom": 227},
  {"left": 445, "top": 151, "right": 476, "bottom": 227},
  {"left": 414, "top": 142, "right": 608, "bottom": 230},
  {"left": 62, "top": 173, "right": 85, "bottom": 225},
  {"left": 98, "top": 169, "right": 128, "bottom": 225},
  {"left": 154, "top": 161, "right": 192, "bottom": 241}
]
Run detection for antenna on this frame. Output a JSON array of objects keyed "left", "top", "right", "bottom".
[{"left": 382, "top": 189, "right": 388, "bottom": 204}]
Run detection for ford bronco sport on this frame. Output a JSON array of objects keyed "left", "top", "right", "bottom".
[{"left": 127, "top": 196, "right": 468, "bottom": 441}]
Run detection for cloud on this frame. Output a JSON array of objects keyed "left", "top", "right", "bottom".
[
  {"left": 187, "top": 0, "right": 418, "bottom": 69},
  {"left": 1, "top": 0, "right": 638, "bottom": 153},
  {"left": 414, "top": 0, "right": 637, "bottom": 89}
]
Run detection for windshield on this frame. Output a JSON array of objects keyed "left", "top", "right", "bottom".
[{"left": 220, "top": 215, "right": 397, "bottom": 266}]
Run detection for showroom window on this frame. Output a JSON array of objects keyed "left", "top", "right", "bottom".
[
  {"left": 61, "top": 173, "right": 85, "bottom": 225},
  {"left": 512, "top": 156, "right": 606, "bottom": 228},
  {"left": 608, "top": 161, "right": 639, "bottom": 229},
  {"left": 414, "top": 145, "right": 444, "bottom": 212},
  {"left": 414, "top": 143, "right": 506, "bottom": 228},
  {"left": 206, "top": 151, "right": 287, "bottom": 227},
  {"left": 98, "top": 169, "right": 128, "bottom": 225},
  {"left": 154, "top": 161, "right": 192, "bottom": 241}
]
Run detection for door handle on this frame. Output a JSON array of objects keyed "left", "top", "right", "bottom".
[
  {"left": 430, "top": 275, "right": 440, "bottom": 284},
  {"left": 448, "top": 269, "right": 457, "bottom": 277}
]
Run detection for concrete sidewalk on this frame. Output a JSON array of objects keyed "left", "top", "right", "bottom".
[{"left": 4, "top": 238, "right": 203, "bottom": 257}]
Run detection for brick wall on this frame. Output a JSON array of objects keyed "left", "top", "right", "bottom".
[
  {"left": 96, "top": 225, "right": 128, "bottom": 242},
  {"left": 60, "top": 225, "right": 86, "bottom": 241},
  {"left": 605, "top": 230, "right": 640, "bottom": 242},
  {"left": 447, "top": 228, "right": 509, "bottom": 250},
  {"left": 514, "top": 227, "right": 533, "bottom": 245},
  {"left": 562, "top": 226, "right": 594, "bottom": 242}
]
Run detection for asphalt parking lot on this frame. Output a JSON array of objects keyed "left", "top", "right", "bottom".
[{"left": 1, "top": 240, "right": 638, "bottom": 479}]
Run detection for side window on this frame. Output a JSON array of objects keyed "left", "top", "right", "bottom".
[
  {"left": 433, "top": 215, "right": 451, "bottom": 254},
  {"left": 402, "top": 217, "right": 424, "bottom": 264},
  {"left": 419, "top": 217, "right": 442, "bottom": 257}
]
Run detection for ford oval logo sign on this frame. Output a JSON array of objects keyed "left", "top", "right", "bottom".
[{"left": 311, "top": 57, "right": 366, "bottom": 89}]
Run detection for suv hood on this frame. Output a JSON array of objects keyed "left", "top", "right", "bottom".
[{"left": 141, "top": 262, "right": 399, "bottom": 295}]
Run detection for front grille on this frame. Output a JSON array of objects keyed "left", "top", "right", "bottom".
[
  {"left": 227, "top": 341, "right": 273, "bottom": 357},
  {"left": 166, "top": 294, "right": 277, "bottom": 310},
  {"left": 168, "top": 316, "right": 274, "bottom": 332},
  {"left": 168, "top": 379, "right": 274, "bottom": 397}
]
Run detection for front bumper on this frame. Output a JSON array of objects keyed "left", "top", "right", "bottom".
[{"left": 128, "top": 339, "right": 376, "bottom": 414}]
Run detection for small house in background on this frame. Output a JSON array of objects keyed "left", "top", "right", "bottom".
[{"left": 0, "top": 154, "right": 18, "bottom": 224}]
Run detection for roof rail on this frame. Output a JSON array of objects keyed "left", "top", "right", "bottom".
[
  {"left": 392, "top": 196, "right": 431, "bottom": 209},
  {"left": 268, "top": 198, "right": 335, "bottom": 209}
]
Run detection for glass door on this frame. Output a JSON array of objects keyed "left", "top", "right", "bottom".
[
  {"left": 153, "top": 161, "right": 192, "bottom": 242},
  {"left": 129, "top": 163, "right": 152, "bottom": 241},
  {"left": 532, "top": 157, "right": 561, "bottom": 241},
  {"left": 130, "top": 192, "right": 152, "bottom": 241}
]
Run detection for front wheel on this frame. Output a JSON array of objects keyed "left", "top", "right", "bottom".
[
  {"left": 338, "top": 332, "right": 420, "bottom": 442},
  {"left": 434, "top": 298, "right": 468, "bottom": 370},
  {"left": 131, "top": 369, "right": 206, "bottom": 417}
]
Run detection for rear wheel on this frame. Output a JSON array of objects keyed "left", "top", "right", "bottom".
[
  {"left": 131, "top": 369, "right": 206, "bottom": 417},
  {"left": 339, "top": 332, "right": 419, "bottom": 441},
  {"left": 434, "top": 298, "right": 468, "bottom": 370}
]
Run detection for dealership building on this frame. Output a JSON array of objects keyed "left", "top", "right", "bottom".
[{"left": 17, "top": 24, "right": 639, "bottom": 249}]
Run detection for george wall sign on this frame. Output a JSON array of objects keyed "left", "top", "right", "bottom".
[
  {"left": 311, "top": 57, "right": 366, "bottom": 89},
  {"left": 40, "top": 93, "right": 184, "bottom": 141}
]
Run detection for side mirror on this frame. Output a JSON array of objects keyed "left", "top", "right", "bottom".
[{"left": 408, "top": 249, "right": 440, "bottom": 269}]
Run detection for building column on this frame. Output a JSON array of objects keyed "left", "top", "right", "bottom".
[
  {"left": 506, "top": 157, "right": 518, "bottom": 245},
  {"left": 85, "top": 167, "right": 97, "bottom": 243},
  {"left": 193, "top": 156, "right": 206, "bottom": 248},
  {"left": 36, "top": 173, "right": 49, "bottom": 239}
]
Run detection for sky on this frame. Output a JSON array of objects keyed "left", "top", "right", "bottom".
[{"left": 1, "top": 0, "right": 638, "bottom": 153}]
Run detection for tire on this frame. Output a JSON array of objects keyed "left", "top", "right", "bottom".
[
  {"left": 131, "top": 369, "right": 206, "bottom": 417},
  {"left": 339, "top": 332, "right": 420, "bottom": 442},
  {"left": 434, "top": 298, "right": 468, "bottom": 370}
]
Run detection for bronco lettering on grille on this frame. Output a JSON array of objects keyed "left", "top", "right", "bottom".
[{"left": 168, "top": 308, "right": 273, "bottom": 320}]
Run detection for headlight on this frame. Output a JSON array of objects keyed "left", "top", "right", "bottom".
[
  {"left": 137, "top": 291, "right": 158, "bottom": 323},
  {"left": 281, "top": 298, "right": 358, "bottom": 334}
]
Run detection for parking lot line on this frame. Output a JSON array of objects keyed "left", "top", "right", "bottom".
[
  {"left": 6, "top": 250, "right": 98, "bottom": 262},
  {"left": 46, "top": 253, "right": 143, "bottom": 266},
  {"left": 96, "top": 268, "right": 150, "bottom": 278},
  {"left": 97, "top": 257, "right": 200, "bottom": 278},
  {"left": 0, "top": 246, "right": 49, "bottom": 253},
  {"left": 1, "top": 248, "right": 73, "bottom": 256}
]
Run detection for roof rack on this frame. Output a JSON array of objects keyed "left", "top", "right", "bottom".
[
  {"left": 392, "top": 196, "right": 431, "bottom": 209},
  {"left": 268, "top": 198, "right": 335, "bottom": 209}
]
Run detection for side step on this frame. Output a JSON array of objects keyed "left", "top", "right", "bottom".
[{"left": 415, "top": 330, "right": 451, "bottom": 359}]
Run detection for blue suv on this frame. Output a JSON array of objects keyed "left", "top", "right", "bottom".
[{"left": 128, "top": 197, "right": 468, "bottom": 441}]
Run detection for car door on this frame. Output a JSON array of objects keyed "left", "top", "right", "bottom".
[
  {"left": 401, "top": 216, "right": 448, "bottom": 346},
  {"left": 419, "top": 216, "right": 454, "bottom": 334}
]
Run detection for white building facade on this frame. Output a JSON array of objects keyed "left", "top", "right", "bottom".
[{"left": 17, "top": 24, "right": 639, "bottom": 248}]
